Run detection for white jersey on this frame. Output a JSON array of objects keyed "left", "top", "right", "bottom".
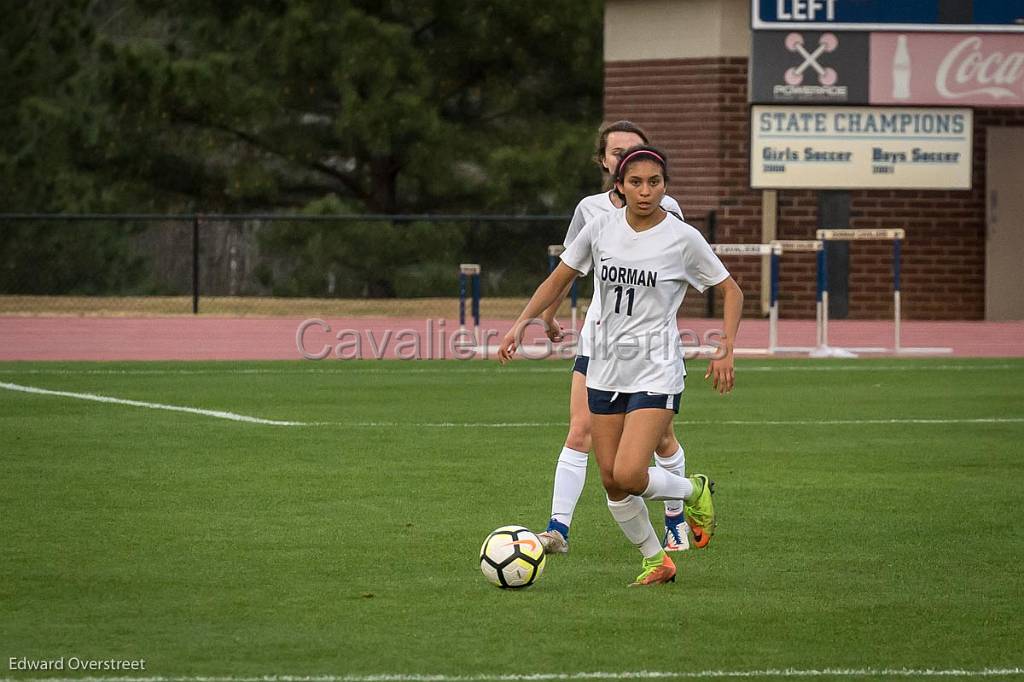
[
  {"left": 563, "top": 191, "right": 683, "bottom": 356},
  {"left": 560, "top": 208, "right": 729, "bottom": 395}
]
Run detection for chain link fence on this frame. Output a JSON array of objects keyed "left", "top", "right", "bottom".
[
  {"left": 0, "top": 212, "right": 719, "bottom": 316},
  {"left": 0, "top": 214, "right": 573, "bottom": 315}
]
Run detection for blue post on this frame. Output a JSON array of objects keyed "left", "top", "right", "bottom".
[
  {"left": 458, "top": 272, "right": 467, "bottom": 327},
  {"left": 893, "top": 239, "right": 902, "bottom": 293},
  {"left": 770, "top": 251, "right": 780, "bottom": 309},
  {"left": 816, "top": 248, "right": 826, "bottom": 304},
  {"left": 816, "top": 245, "right": 829, "bottom": 347},
  {"left": 471, "top": 273, "right": 481, "bottom": 328}
]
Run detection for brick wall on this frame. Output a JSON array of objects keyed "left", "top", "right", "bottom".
[{"left": 605, "top": 57, "right": 1024, "bottom": 320}]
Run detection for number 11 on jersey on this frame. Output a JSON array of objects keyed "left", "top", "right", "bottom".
[{"left": 613, "top": 286, "right": 635, "bottom": 316}]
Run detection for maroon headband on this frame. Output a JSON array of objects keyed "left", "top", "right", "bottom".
[{"left": 617, "top": 150, "right": 665, "bottom": 180}]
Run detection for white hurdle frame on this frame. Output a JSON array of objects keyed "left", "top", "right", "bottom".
[
  {"left": 815, "top": 228, "right": 952, "bottom": 356},
  {"left": 713, "top": 241, "right": 826, "bottom": 355},
  {"left": 768, "top": 239, "right": 826, "bottom": 355},
  {"left": 710, "top": 243, "right": 780, "bottom": 355}
]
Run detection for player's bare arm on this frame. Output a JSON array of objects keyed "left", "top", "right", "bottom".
[
  {"left": 498, "top": 263, "right": 580, "bottom": 364},
  {"left": 539, "top": 279, "right": 573, "bottom": 342},
  {"left": 705, "top": 276, "right": 743, "bottom": 394}
]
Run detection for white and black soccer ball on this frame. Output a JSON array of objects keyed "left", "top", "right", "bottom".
[{"left": 479, "top": 525, "right": 546, "bottom": 589}]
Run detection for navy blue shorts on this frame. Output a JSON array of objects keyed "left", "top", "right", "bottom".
[
  {"left": 587, "top": 388, "right": 682, "bottom": 415},
  {"left": 572, "top": 355, "right": 589, "bottom": 375}
]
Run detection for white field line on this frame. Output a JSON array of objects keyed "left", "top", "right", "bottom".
[
  {"left": 340, "top": 417, "right": 1024, "bottom": 428},
  {"left": 1, "top": 381, "right": 1021, "bottom": 429},
  {"left": 0, "top": 382, "right": 304, "bottom": 427},
  {"left": 0, "top": 363, "right": 1020, "bottom": 377},
  {"left": 2, "top": 668, "right": 1022, "bottom": 681},
  {"left": 2, "top": 382, "right": 1020, "bottom": 430}
]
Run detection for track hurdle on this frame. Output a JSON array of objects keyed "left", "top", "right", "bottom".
[
  {"left": 547, "top": 245, "right": 579, "bottom": 334},
  {"left": 458, "top": 263, "right": 481, "bottom": 344},
  {"left": 769, "top": 239, "right": 826, "bottom": 355},
  {"left": 712, "top": 241, "right": 831, "bottom": 356},
  {"left": 815, "top": 228, "right": 952, "bottom": 356},
  {"left": 711, "top": 243, "right": 781, "bottom": 355}
]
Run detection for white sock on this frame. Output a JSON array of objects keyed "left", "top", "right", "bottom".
[
  {"left": 606, "top": 495, "right": 663, "bottom": 558},
  {"left": 550, "top": 447, "right": 588, "bottom": 526},
  {"left": 641, "top": 466, "right": 694, "bottom": 502},
  {"left": 655, "top": 445, "right": 686, "bottom": 516}
]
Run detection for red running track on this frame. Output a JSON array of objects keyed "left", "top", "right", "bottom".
[{"left": 1, "top": 316, "right": 1022, "bottom": 361}]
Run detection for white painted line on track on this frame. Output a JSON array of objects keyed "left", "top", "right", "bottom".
[
  {"left": 2, "top": 668, "right": 1021, "bottom": 681},
  {"left": 0, "top": 382, "right": 305, "bottom": 426},
  {"left": 0, "top": 367, "right": 574, "bottom": 376}
]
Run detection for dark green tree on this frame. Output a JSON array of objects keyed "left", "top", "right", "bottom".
[
  {"left": 1, "top": 1, "right": 605, "bottom": 296},
  {"left": 0, "top": 3, "right": 148, "bottom": 293},
  {"left": 87, "top": 0, "right": 604, "bottom": 214},
  {"left": 2, "top": 1, "right": 106, "bottom": 211}
]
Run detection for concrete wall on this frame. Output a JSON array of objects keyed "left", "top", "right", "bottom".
[{"left": 605, "top": 0, "right": 750, "bottom": 61}]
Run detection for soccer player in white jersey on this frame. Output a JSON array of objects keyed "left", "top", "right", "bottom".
[
  {"left": 499, "top": 145, "right": 743, "bottom": 586},
  {"left": 535, "top": 121, "right": 692, "bottom": 555}
]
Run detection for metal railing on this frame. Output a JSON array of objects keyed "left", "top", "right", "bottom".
[
  {"left": 0, "top": 213, "right": 566, "bottom": 314},
  {"left": 0, "top": 211, "right": 717, "bottom": 315}
]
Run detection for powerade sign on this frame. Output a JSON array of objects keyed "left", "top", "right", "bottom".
[
  {"left": 752, "top": 0, "right": 1024, "bottom": 32},
  {"left": 750, "top": 31, "right": 869, "bottom": 103}
]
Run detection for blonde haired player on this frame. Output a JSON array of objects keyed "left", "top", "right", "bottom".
[
  {"left": 537, "top": 121, "right": 692, "bottom": 554},
  {"left": 500, "top": 145, "right": 742, "bottom": 586}
]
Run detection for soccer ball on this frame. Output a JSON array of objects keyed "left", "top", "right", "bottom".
[{"left": 479, "top": 525, "right": 546, "bottom": 589}]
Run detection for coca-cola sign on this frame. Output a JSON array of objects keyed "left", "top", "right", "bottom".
[{"left": 871, "top": 32, "right": 1024, "bottom": 106}]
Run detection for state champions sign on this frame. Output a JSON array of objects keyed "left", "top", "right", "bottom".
[{"left": 750, "top": 105, "right": 973, "bottom": 189}]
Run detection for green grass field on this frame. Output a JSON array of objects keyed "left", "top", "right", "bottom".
[{"left": 1, "top": 358, "right": 1022, "bottom": 681}]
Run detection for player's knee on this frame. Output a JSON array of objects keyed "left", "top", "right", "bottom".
[
  {"left": 655, "top": 431, "right": 678, "bottom": 457},
  {"left": 612, "top": 467, "right": 648, "bottom": 496},
  {"left": 598, "top": 468, "right": 618, "bottom": 493}
]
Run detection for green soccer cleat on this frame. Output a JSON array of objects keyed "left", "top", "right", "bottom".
[
  {"left": 684, "top": 474, "right": 716, "bottom": 548},
  {"left": 629, "top": 551, "right": 676, "bottom": 587}
]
